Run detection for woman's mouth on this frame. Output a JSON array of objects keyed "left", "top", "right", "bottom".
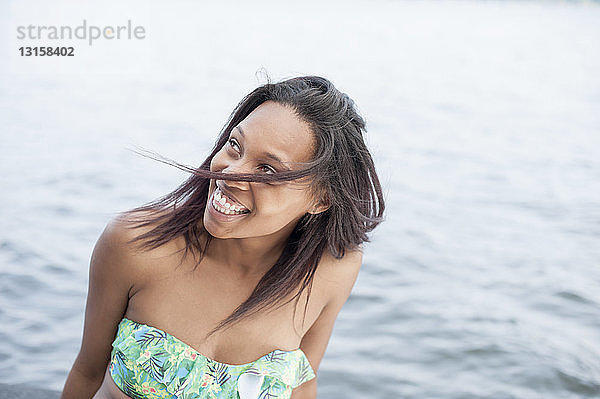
[{"left": 210, "top": 186, "right": 251, "bottom": 216}]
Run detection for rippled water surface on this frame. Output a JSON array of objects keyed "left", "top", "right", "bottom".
[{"left": 1, "top": 1, "right": 599, "bottom": 397}]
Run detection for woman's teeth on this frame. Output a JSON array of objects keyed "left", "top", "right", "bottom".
[{"left": 212, "top": 187, "right": 250, "bottom": 215}]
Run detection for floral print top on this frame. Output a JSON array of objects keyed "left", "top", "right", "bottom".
[{"left": 109, "top": 318, "right": 316, "bottom": 399}]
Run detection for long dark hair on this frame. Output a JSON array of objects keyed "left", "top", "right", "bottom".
[{"left": 117, "top": 74, "right": 386, "bottom": 338}]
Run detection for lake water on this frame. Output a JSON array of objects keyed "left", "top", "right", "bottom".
[{"left": 1, "top": 0, "right": 599, "bottom": 397}]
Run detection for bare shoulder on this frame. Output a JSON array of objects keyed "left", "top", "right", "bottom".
[
  {"left": 107, "top": 210, "right": 174, "bottom": 292},
  {"left": 70, "top": 211, "right": 163, "bottom": 378},
  {"left": 315, "top": 244, "right": 364, "bottom": 308},
  {"left": 93, "top": 215, "right": 147, "bottom": 295},
  {"left": 294, "top": 245, "right": 364, "bottom": 374}
]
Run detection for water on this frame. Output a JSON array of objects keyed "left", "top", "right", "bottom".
[{"left": 1, "top": 0, "right": 599, "bottom": 397}]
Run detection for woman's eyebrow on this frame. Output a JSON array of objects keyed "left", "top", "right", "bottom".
[{"left": 234, "top": 125, "right": 291, "bottom": 169}]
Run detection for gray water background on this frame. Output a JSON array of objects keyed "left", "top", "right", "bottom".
[{"left": 0, "top": 1, "right": 599, "bottom": 398}]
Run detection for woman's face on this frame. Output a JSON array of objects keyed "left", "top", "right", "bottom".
[{"left": 204, "top": 100, "right": 322, "bottom": 239}]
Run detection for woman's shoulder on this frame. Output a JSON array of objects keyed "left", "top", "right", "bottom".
[
  {"left": 314, "top": 244, "right": 364, "bottom": 308},
  {"left": 108, "top": 209, "right": 168, "bottom": 257},
  {"left": 110, "top": 208, "right": 181, "bottom": 253},
  {"left": 100, "top": 209, "right": 177, "bottom": 290}
]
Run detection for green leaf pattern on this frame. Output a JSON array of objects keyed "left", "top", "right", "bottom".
[{"left": 109, "top": 318, "right": 316, "bottom": 398}]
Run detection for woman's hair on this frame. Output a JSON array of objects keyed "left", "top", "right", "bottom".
[{"left": 117, "top": 74, "right": 386, "bottom": 338}]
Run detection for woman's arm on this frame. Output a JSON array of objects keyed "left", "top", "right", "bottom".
[
  {"left": 61, "top": 218, "right": 142, "bottom": 398},
  {"left": 292, "top": 248, "right": 363, "bottom": 399},
  {"left": 291, "top": 377, "right": 318, "bottom": 399}
]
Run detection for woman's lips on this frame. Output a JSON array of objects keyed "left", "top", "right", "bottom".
[
  {"left": 215, "top": 183, "right": 250, "bottom": 211},
  {"left": 214, "top": 186, "right": 249, "bottom": 213},
  {"left": 208, "top": 188, "right": 251, "bottom": 220}
]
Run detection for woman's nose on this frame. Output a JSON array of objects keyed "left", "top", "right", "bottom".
[
  {"left": 220, "top": 166, "right": 251, "bottom": 190},
  {"left": 222, "top": 164, "right": 247, "bottom": 175},
  {"left": 219, "top": 178, "right": 248, "bottom": 192}
]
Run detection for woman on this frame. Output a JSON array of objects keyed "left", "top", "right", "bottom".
[{"left": 61, "top": 75, "right": 385, "bottom": 399}]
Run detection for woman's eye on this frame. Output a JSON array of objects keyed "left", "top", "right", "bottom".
[
  {"left": 260, "top": 165, "right": 276, "bottom": 174},
  {"left": 227, "top": 138, "right": 274, "bottom": 174},
  {"left": 228, "top": 138, "right": 239, "bottom": 150}
]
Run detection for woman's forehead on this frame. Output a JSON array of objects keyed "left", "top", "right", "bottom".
[{"left": 236, "top": 101, "right": 315, "bottom": 164}]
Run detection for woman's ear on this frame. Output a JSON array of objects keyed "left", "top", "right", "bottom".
[
  {"left": 308, "top": 193, "right": 330, "bottom": 215},
  {"left": 309, "top": 204, "right": 330, "bottom": 215}
]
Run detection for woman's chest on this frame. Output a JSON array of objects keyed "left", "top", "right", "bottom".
[{"left": 123, "top": 255, "right": 328, "bottom": 366}]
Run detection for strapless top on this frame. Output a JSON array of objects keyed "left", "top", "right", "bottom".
[{"left": 109, "top": 317, "right": 316, "bottom": 399}]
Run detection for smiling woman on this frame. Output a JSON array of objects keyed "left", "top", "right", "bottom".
[{"left": 60, "top": 75, "right": 386, "bottom": 399}]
